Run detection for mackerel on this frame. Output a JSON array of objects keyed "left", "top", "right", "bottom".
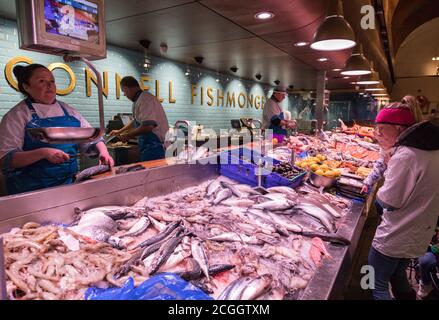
[
  {"left": 148, "top": 228, "right": 186, "bottom": 275},
  {"left": 136, "top": 220, "right": 182, "bottom": 248},
  {"left": 191, "top": 239, "right": 210, "bottom": 280}
]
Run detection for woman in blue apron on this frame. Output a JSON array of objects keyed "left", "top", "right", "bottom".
[
  {"left": 0, "top": 64, "right": 113, "bottom": 195},
  {"left": 112, "top": 76, "right": 169, "bottom": 162}
]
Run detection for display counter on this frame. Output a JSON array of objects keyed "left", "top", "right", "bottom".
[{"left": 0, "top": 160, "right": 375, "bottom": 300}]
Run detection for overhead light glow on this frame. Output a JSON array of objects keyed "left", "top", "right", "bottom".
[
  {"left": 294, "top": 41, "right": 310, "bottom": 47},
  {"left": 332, "top": 68, "right": 342, "bottom": 72},
  {"left": 255, "top": 11, "right": 275, "bottom": 20},
  {"left": 317, "top": 58, "right": 329, "bottom": 62}
]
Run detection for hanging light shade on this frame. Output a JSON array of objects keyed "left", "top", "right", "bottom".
[
  {"left": 365, "top": 82, "right": 386, "bottom": 91},
  {"left": 311, "top": 0, "right": 356, "bottom": 51},
  {"left": 341, "top": 44, "right": 371, "bottom": 76},
  {"left": 356, "top": 62, "right": 380, "bottom": 85}
]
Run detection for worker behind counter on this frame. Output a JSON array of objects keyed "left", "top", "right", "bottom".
[
  {"left": 111, "top": 76, "right": 170, "bottom": 162},
  {"left": 0, "top": 64, "right": 114, "bottom": 195},
  {"left": 262, "top": 85, "right": 297, "bottom": 136}
]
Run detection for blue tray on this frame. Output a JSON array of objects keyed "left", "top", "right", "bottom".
[{"left": 219, "top": 148, "right": 306, "bottom": 189}]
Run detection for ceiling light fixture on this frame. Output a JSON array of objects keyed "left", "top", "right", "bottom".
[
  {"left": 194, "top": 56, "right": 204, "bottom": 64},
  {"left": 255, "top": 11, "right": 275, "bottom": 20},
  {"left": 341, "top": 44, "right": 371, "bottom": 76},
  {"left": 310, "top": 0, "right": 356, "bottom": 51},
  {"left": 332, "top": 68, "right": 342, "bottom": 72},
  {"left": 139, "top": 39, "right": 152, "bottom": 70},
  {"left": 294, "top": 41, "right": 310, "bottom": 47},
  {"left": 356, "top": 62, "right": 380, "bottom": 85},
  {"left": 343, "top": 76, "right": 350, "bottom": 79},
  {"left": 317, "top": 58, "right": 329, "bottom": 62}
]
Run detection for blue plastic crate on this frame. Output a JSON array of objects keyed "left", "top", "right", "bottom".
[{"left": 219, "top": 148, "right": 306, "bottom": 189}]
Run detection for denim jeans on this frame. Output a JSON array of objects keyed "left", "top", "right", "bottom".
[
  {"left": 418, "top": 252, "right": 438, "bottom": 284},
  {"left": 368, "top": 246, "right": 415, "bottom": 300}
]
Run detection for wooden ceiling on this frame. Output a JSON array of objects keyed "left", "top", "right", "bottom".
[{"left": 0, "top": 0, "right": 396, "bottom": 91}]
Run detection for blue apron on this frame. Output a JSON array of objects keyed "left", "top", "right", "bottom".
[
  {"left": 269, "top": 112, "right": 288, "bottom": 136},
  {"left": 5, "top": 99, "right": 80, "bottom": 195},
  {"left": 136, "top": 120, "right": 165, "bottom": 162}
]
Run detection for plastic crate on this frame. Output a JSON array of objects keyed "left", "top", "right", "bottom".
[{"left": 219, "top": 148, "right": 306, "bottom": 189}]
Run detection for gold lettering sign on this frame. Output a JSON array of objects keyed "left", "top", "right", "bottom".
[
  {"left": 238, "top": 92, "right": 246, "bottom": 108},
  {"left": 191, "top": 84, "right": 197, "bottom": 104},
  {"left": 217, "top": 89, "right": 224, "bottom": 107},
  {"left": 5, "top": 56, "right": 33, "bottom": 91},
  {"left": 255, "top": 96, "right": 261, "bottom": 109},
  {"left": 207, "top": 87, "right": 214, "bottom": 106},
  {"left": 169, "top": 81, "right": 176, "bottom": 103},
  {"left": 85, "top": 68, "right": 108, "bottom": 97},
  {"left": 200, "top": 86, "right": 204, "bottom": 106},
  {"left": 48, "top": 63, "right": 76, "bottom": 95},
  {"left": 261, "top": 97, "right": 266, "bottom": 109},
  {"left": 226, "top": 92, "right": 235, "bottom": 108},
  {"left": 247, "top": 95, "right": 254, "bottom": 108},
  {"left": 115, "top": 73, "right": 122, "bottom": 99},
  {"left": 140, "top": 75, "right": 150, "bottom": 91},
  {"left": 155, "top": 80, "right": 164, "bottom": 103}
]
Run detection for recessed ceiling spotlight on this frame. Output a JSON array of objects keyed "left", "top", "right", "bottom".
[
  {"left": 294, "top": 41, "right": 310, "bottom": 47},
  {"left": 317, "top": 58, "right": 329, "bottom": 62},
  {"left": 343, "top": 76, "right": 350, "bottom": 79},
  {"left": 332, "top": 68, "right": 342, "bottom": 72},
  {"left": 255, "top": 11, "right": 275, "bottom": 20}
]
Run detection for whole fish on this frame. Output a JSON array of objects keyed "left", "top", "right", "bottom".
[
  {"left": 208, "top": 232, "right": 263, "bottom": 245},
  {"left": 267, "top": 186, "right": 298, "bottom": 200},
  {"left": 301, "top": 231, "right": 351, "bottom": 246},
  {"left": 233, "top": 184, "right": 262, "bottom": 196},
  {"left": 177, "top": 260, "right": 235, "bottom": 281},
  {"left": 287, "top": 210, "right": 328, "bottom": 233},
  {"left": 244, "top": 211, "right": 277, "bottom": 235},
  {"left": 80, "top": 206, "right": 136, "bottom": 221},
  {"left": 240, "top": 274, "right": 273, "bottom": 300},
  {"left": 148, "top": 228, "right": 186, "bottom": 275},
  {"left": 206, "top": 180, "right": 221, "bottom": 198},
  {"left": 294, "top": 203, "right": 336, "bottom": 233},
  {"left": 212, "top": 188, "right": 233, "bottom": 205},
  {"left": 191, "top": 239, "right": 210, "bottom": 280},
  {"left": 303, "top": 195, "right": 343, "bottom": 218},
  {"left": 148, "top": 216, "right": 166, "bottom": 232},
  {"left": 253, "top": 199, "right": 295, "bottom": 211},
  {"left": 69, "top": 211, "right": 117, "bottom": 242},
  {"left": 121, "top": 216, "right": 150, "bottom": 237},
  {"left": 208, "top": 264, "right": 235, "bottom": 275},
  {"left": 220, "top": 181, "right": 247, "bottom": 198},
  {"left": 136, "top": 220, "right": 182, "bottom": 248},
  {"left": 218, "top": 277, "right": 252, "bottom": 300},
  {"left": 265, "top": 211, "right": 303, "bottom": 233},
  {"left": 246, "top": 209, "right": 289, "bottom": 236},
  {"left": 221, "top": 199, "right": 255, "bottom": 208},
  {"left": 113, "top": 248, "right": 143, "bottom": 279},
  {"left": 75, "top": 165, "right": 110, "bottom": 182}
]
